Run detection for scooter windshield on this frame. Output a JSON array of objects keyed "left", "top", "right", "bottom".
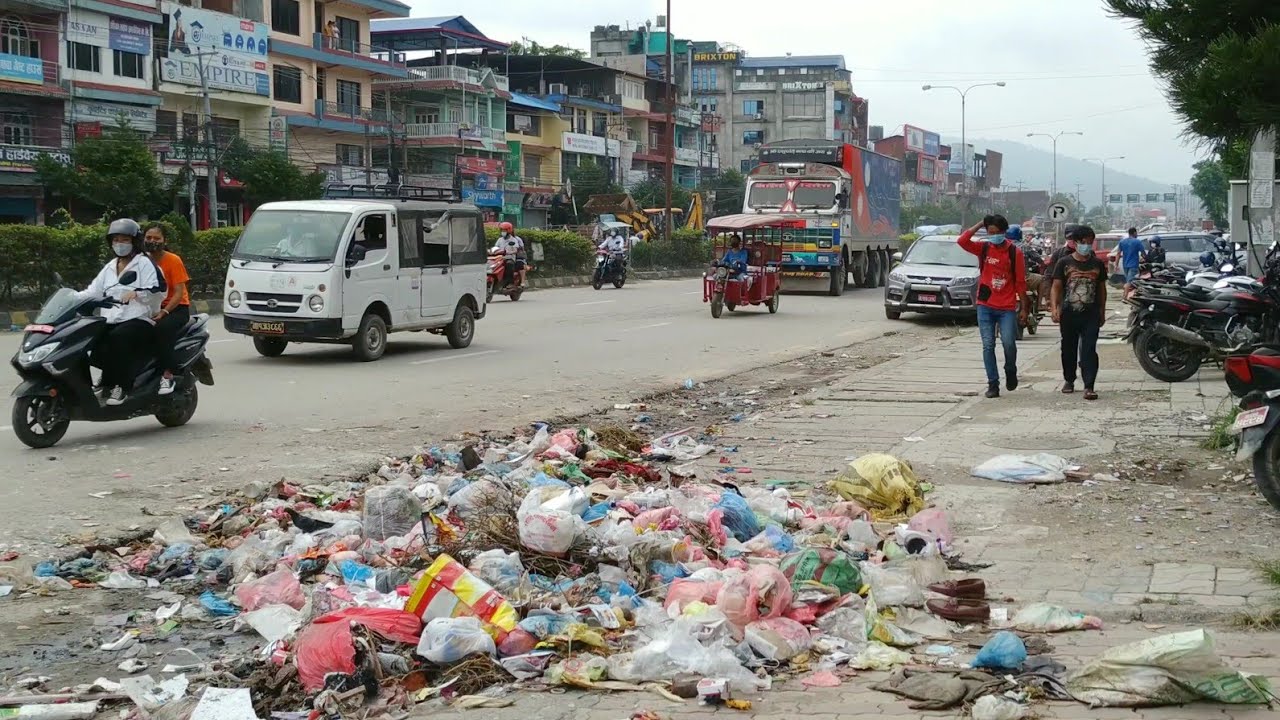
[{"left": 34, "top": 288, "right": 82, "bottom": 324}]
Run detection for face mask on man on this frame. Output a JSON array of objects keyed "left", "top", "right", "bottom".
[
  {"left": 112, "top": 241, "right": 133, "bottom": 257},
  {"left": 989, "top": 235, "right": 1006, "bottom": 245},
  {"left": 1076, "top": 242, "right": 1094, "bottom": 256}
]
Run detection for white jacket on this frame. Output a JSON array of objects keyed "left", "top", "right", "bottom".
[{"left": 79, "top": 254, "right": 160, "bottom": 324}]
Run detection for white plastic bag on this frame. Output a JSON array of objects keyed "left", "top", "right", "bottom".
[
  {"left": 849, "top": 641, "right": 911, "bottom": 670},
  {"left": 971, "top": 696, "right": 1028, "bottom": 720},
  {"left": 745, "top": 617, "right": 812, "bottom": 660},
  {"left": 1011, "top": 603, "right": 1103, "bottom": 633},
  {"left": 815, "top": 605, "right": 867, "bottom": 650},
  {"left": 970, "top": 454, "right": 1074, "bottom": 484},
  {"left": 468, "top": 550, "right": 526, "bottom": 595},
  {"left": 860, "top": 562, "right": 924, "bottom": 607},
  {"left": 517, "top": 491, "right": 581, "bottom": 556},
  {"left": 604, "top": 617, "right": 757, "bottom": 688},
  {"left": 415, "top": 617, "right": 497, "bottom": 664}
]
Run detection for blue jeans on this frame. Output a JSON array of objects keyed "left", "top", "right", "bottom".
[
  {"left": 976, "top": 305, "right": 1018, "bottom": 385},
  {"left": 1124, "top": 266, "right": 1138, "bottom": 283}
]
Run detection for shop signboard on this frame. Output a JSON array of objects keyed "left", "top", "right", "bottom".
[
  {"left": 68, "top": 11, "right": 152, "bottom": 54},
  {"left": 561, "top": 131, "right": 620, "bottom": 157},
  {"left": 456, "top": 156, "right": 505, "bottom": 176},
  {"left": 922, "top": 131, "right": 940, "bottom": 158},
  {"left": 0, "top": 144, "right": 70, "bottom": 173},
  {"left": 72, "top": 101, "right": 157, "bottom": 131},
  {"left": 1126, "top": 193, "right": 1140, "bottom": 203},
  {"left": 0, "top": 52, "right": 43, "bottom": 84},
  {"left": 1108, "top": 194, "right": 1123, "bottom": 203},
  {"left": 1163, "top": 192, "right": 1176, "bottom": 202},
  {"left": 160, "top": 2, "right": 269, "bottom": 96},
  {"left": 462, "top": 187, "right": 503, "bottom": 207},
  {"left": 1145, "top": 193, "right": 1160, "bottom": 202}
]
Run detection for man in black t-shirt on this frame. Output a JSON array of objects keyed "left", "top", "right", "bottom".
[{"left": 1051, "top": 225, "right": 1108, "bottom": 400}]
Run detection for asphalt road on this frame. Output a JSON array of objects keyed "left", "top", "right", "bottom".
[{"left": 0, "top": 278, "right": 945, "bottom": 554}]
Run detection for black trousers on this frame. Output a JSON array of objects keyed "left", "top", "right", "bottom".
[
  {"left": 154, "top": 304, "right": 190, "bottom": 374},
  {"left": 1061, "top": 309, "right": 1101, "bottom": 388},
  {"left": 100, "top": 319, "right": 155, "bottom": 391}
]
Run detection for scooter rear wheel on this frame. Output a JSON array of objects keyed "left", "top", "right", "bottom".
[
  {"left": 155, "top": 384, "right": 199, "bottom": 428},
  {"left": 12, "top": 396, "right": 69, "bottom": 449}
]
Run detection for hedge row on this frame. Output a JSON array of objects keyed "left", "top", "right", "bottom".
[{"left": 0, "top": 223, "right": 714, "bottom": 307}]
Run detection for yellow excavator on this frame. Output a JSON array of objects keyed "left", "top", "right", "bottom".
[{"left": 583, "top": 192, "right": 706, "bottom": 240}]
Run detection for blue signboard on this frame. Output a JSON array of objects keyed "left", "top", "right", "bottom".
[
  {"left": 109, "top": 18, "right": 152, "bottom": 55},
  {"left": 923, "top": 131, "right": 940, "bottom": 158},
  {"left": 0, "top": 52, "right": 43, "bottom": 85},
  {"left": 462, "top": 188, "right": 503, "bottom": 207}
]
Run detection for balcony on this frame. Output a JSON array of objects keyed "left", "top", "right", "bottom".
[
  {"left": 283, "top": 99, "right": 390, "bottom": 134},
  {"left": 269, "top": 35, "right": 408, "bottom": 78},
  {"left": 324, "top": 0, "right": 410, "bottom": 19},
  {"left": 403, "top": 122, "right": 505, "bottom": 146},
  {"left": 405, "top": 65, "right": 509, "bottom": 93},
  {"left": 10, "top": 0, "right": 68, "bottom": 11}
]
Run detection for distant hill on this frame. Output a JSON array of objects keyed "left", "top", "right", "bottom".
[{"left": 958, "top": 138, "right": 1183, "bottom": 207}]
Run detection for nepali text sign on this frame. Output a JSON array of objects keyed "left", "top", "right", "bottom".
[
  {"left": 0, "top": 144, "right": 70, "bottom": 173},
  {"left": 505, "top": 140, "right": 522, "bottom": 182},
  {"left": 562, "top": 131, "right": 620, "bottom": 157},
  {"left": 110, "top": 17, "right": 153, "bottom": 55},
  {"left": 0, "top": 51, "right": 43, "bottom": 84},
  {"left": 72, "top": 100, "right": 157, "bottom": 131}
]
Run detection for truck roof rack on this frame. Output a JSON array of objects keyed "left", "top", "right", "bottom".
[{"left": 322, "top": 183, "right": 461, "bottom": 202}]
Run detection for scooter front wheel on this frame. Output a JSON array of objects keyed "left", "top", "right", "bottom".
[{"left": 12, "top": 395, "right": 69, "bottom": 449}]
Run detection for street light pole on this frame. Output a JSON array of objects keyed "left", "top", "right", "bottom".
[
  {"left": 1027, "top": 130, "right": 1083, "bottom": 201},
  {"left": 1085, "top": 155, "right": 1124, "bottom": 217},
  {"left": 921, "top": 81, "right": 1006, "bottom": 226}
]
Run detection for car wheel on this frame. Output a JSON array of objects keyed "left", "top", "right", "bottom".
[
  {"left": 446, "top": 304, "right": 476, "bottom": 349},
  {"left": 352, "top": 313, "right": 387, "bottom": 362},
  {"left": 885, "top": 308, "right": 901, "bottom": 320}
]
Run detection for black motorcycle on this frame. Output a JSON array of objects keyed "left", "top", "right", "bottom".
[
  {"left": 1224, "top": 347, "right": 1280, "bottom": 510},
  {"left": 591, "top": 248, "right": 628, "bottom": 290},
  {"left": 10, "top": 274, "right": 215, "bottom": 448}
]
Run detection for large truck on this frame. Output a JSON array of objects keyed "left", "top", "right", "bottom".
[{"left": 744, "top": 139, "right": 902, "bottom": 295}]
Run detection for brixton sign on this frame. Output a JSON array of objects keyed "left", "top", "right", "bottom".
[{"left": 693, "top": 52, "right": 738, "bottom": 63}]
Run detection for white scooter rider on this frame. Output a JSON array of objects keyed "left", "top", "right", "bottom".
[
  {"left": 490, "top": 222, "right": 525, "bottom": 288},
  {"left": 598, "top": 228, "right": 628, "bottom": 276}
]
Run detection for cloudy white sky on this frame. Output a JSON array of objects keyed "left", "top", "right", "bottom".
[{"left": 406, "top": 0, "right": 1202, "bottom": 184}]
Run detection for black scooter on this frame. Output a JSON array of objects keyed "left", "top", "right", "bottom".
[
  {"left": 591, "top": 248, "right": 628, "bottom": 290},
  {"left": 10, "top": 271, "right": 215, "bottom": 448}
]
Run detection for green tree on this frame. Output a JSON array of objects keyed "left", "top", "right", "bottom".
[
  {"left": 35, "top": 125, "right": 166, "bottom": 218},
  {"left": 220, "top": 138, "right": 325, "bottom": 207},
  {"left": 630, "top": 178, "right": 691, "bottom": 213},
  {"left": 507, "top": 39, "right": 586, "bottom": 59},
  {"left": 698, "top": 169, "right": 746, "bottom": 214},
  {"left": 1190, "top": 158, "right": 1230, "bottom": 228}
]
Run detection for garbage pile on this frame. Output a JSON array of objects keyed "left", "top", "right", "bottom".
[{"left": 0, "top": 423, "right": 1273, "bottom": 719}]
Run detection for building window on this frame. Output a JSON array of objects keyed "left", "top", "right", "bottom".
[
  {"left": 155, "top": 110, "right": 177, "bottom": 143},
  {"left": 270, "top": 0, "right": 300, "bottom": 36},
  {"left": 336, "top": 79, "right": 361, "bottom": 111},
  {"left": 573, "top": 108, "right": 587, "bottom": 134},
  {"left": 783, "top": 92, "right": 823, "bottom": 118},
  {"left": 510, "top": 113, "right": 539, "bottom": 135},
  {"left": 798, "top": 67, "right": 808, "bottom": 74},
  {"left": 66, "top": 41, "right": 100, "bottom": 73},
  {"left": 696, "top": 97, "right": 718, "bottom": 114},
  {"left": 112, "top": 50, "right": 145, "bottom": 79},
  {"left": 211, "top": 117, "right": 239, "bottom": 147},
  {"left": 592, "top": 111, "right": 607, "bottom": 138},
  {"left": 335, "top": 16, "right": 358, "bottom": 52},
  {"left": 742, "top": 130, "right": 765, "bottom": 145},
  {"left": 1, "top": 17, "right": 35, "bottom": 57},
  {"left": 316, "top": 67, "right": 325, "bottom": 100},
  {"left": 742, "top": 99, "right": 765, "bottom": 117},
  {"left": 336, "top": 143, "right": 363, "bottom": 166},
  {"left": 834, "top": 99, "right": 845, "bottom": 113},
  {"left": 273, "top": 65, "right": 302, "bottom": 103},
  {"left": 691, "top": 66, "right": 717, "bottom": 91},
  {"left": 1, "top": 111, "right": 33, "bottom": 145},
  {"left": 756, "top": 68, "right": 764, "bottom": 76},
  {"left": 412, "top": 106, "right": 439, "bottom": 124},
  {"left": 181, "top": 112, "right": 199, "bottom": 141},
  {"left": 524, "top": 154, "right": 542, "bottom": 183},
  {"left": 740, "top": 158, "right": 759, "bottom": 174}
]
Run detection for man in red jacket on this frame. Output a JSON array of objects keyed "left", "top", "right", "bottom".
[{"left": 958, "top": 214, "right": 1030, "bottom": 398}]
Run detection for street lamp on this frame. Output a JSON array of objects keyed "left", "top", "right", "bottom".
[
  {"left": 1026, "top": 130, "right": 1083, "bottom": 200},
  {"left": 922, "top": 81, "right": 1006, "bottom": 225},
  {"left": 1085, "top": 155, "right": 1124, "bottom": 216}
]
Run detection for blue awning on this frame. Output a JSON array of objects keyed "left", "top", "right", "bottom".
[{"left": 509, "top": 92, "right": 561, "bottom": 113}]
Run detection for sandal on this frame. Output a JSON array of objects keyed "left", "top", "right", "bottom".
[
  {"left": 1083, "top": 389, "right": 1098, "bottom": 400},
  {"left": 1061, "top": 382, "right": 1075, "bottom": 394}
]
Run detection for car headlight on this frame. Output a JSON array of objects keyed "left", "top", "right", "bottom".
[
  {"left": 228, "top": 290, "right": 242, "bottom": 308},
  {"left": 952, "top": 275, "right": 978, "bottom": 287},
  {"left": 888, "top": 270, "right": 906, "bottom": 284},
  {"left": 308, "top": 294, "right": 324, "bottom": 312},
  {"left": 18, "top": 342, "right": 59, "bottom": 366}
]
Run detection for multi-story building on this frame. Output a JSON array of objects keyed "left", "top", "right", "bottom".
[
  {"left": 873, "top": 125, "right": 946, "bottom": 205},
  {"left": 1, "top": 0, "right": 69, "bottom": 223},
  {"left": 505, "top": 91, "right": 565, "bottom": 227},
  {"left": 268, "top": 0, "right": 410, "bottom": 192}
]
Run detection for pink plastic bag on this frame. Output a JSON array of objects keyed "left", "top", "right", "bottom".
[
  {"left": 825, "top": 501, "right": 871, "bottom": 522},
  {"left": 907, "top": 508, "right": 953, "bottom": 549},
  {"left": 234, "top": 566, "right": 306, "bottom": 611},
  {"left": 716, "top": 565, "right": 793, "bottom": 627},
  {"left": 294, "top": 621, "right": 356, "bottom": 691},
  {"left": 664, "top": 579, "right": 723, "bottom": 612},
  {"left": 541, "top": 429, "right": 581, "bottom": 460},
  {"left": 632, "top": 507, "right": 682, "bottom": 531},
  {"left": 705, "top": 509, "right": 728, "bottom": 547},
  {"left": 745, "top": 617, "right": 812, "bottom": 660}
]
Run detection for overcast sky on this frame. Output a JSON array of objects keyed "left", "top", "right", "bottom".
[{"left": 407, "top": 0, "right": 1201, "bottom": 184}]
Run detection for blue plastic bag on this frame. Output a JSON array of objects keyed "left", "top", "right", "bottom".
[
  {"left": 973, "top": 631, "right": 1027, "bottom": 670},
  {"left": 338, "top": 559, "right": 376, "bottom": 586},
  {"left": 715, "top": 491, "right": 762, "bottom": 542},
  {"left": 518, "top": 613, "right": 573, "bottom": 639},
  {"left": 650, "top": 561, "right": 688, "bottom": 584},
  {"left": 582, "top": 501, "right": 611, "bottom": 522},
  {"left": 199, "top": 590, "right": 239, "bottom": 618},
  {"left": 34, "top": 561, "right": 57, "bottom": 577},
  {"left": 527, "top": 472, "right": 570, "bottom": 490}
]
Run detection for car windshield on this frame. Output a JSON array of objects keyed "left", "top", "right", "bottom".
[
  {"left": 233, "top": 209, "right": 352, "bottom": 262},
  {"left": 903, "top": 237, "right": 979, "bottom": 267},
  {"left": 34, "top": 288, "right": 82, "bottom": 324}
]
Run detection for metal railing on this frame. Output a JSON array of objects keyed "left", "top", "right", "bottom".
[
  {"left": 318, "top": 100, "right": 392, "bottom": 124},
  {"left": 403, "top": 122, "right": 504, "bottom": 141},
  {"left": 311, "top": 33, "right": 405, "bottom": 68},
  {"left": 407, "top": 65, "right": 509, "bottom": 91}
]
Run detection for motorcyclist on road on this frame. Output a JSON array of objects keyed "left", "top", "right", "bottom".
[
  {"left": 490, "top": 222, "right": 526, "bottom": 288},
  {"left": 1146, "top": 236, "right": 1167, "bottom": 266},
  {"left": 598, "top": 228, "right": 628, "bottom": 277},
  {"left": 80, "top": 218, "right": 161, "bottom": 406},
  {"left": 1009, "top": 226, "right": 1045, "bottom": 313}
]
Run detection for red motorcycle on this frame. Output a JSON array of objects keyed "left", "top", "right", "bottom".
[{"left": 487, "top": 252, "right": 526, "bottom": 302}]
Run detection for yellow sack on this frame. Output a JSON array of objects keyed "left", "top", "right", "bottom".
[{"left": 829, "top": 453, "right": 923, "bottom": 520}]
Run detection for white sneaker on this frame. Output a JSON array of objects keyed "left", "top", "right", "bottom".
[
  {"left": 158, "top": 376, "right": 175, "bottom": 395},
  {"left": 105, "top": 387, "right": 126, "bottom": 406}
]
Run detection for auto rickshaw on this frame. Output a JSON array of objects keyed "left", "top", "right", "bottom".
[{"left": 703, "top": 216, "right": 784, "bottom": 318}]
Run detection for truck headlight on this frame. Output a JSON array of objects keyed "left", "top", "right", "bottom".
[
  {"left": 308, "top": 294, "right": 324, "bottom": 312},
  {"left": 18, "top": 342, "right": 59, "bottom": 366},
  {"left": 228, "top": 291, "right": 242, "bottom": 308}
]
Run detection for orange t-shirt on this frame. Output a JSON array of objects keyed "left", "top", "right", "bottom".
[{"left": 155, "top": 251, "right": 191, "bottom": 308}]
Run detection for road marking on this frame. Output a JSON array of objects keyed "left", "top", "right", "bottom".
[
  {"left": 209, "top": 339, "right": 238, "bottom": 344},
  {"left": 409, "top": 349, "right": 499, "bottom": 366},
  {"left": 631, "top": 322, "right": 672, "bottom": 330},
  {"left": 575, "top": 300, "right": 615, "bottom": 306},
  {"left": 0, "top": 426, "right": 9, "bottom": 433},
  {"left": 683, "top": 290, "right": 703, "bottom": 295}
]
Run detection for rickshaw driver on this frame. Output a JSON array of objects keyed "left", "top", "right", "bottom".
[{"left": 723, "top": 234, "right": 752, "bottom": 290}]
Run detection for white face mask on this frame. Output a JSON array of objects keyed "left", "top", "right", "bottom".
[{"left": 112, "top": 241, "right": 133, "bottom": 257}]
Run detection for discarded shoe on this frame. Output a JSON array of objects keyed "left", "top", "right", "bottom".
[
  {"left": 926, "top": 578, "right": 986, "bottom": 599},
  {"left": 925, "top": 597, "right": 991, "bottom": 623}
]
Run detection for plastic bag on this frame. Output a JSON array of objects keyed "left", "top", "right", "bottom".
[
  {"left": 664, "top": 579, "right": 723, "bottom": 613},
  {"left": 416, "top": 617, "right": 497, "bottom": 663},
  {"left": 1011, "top": 603, "right": 1103, "bottom": 633},
  {"left": 1066, "top": 629, "right": 1273, "bottom": 707},
  {"left": 242, "top": 604, "right": 303, "bottom": 643},
  {"left": 781, "top": 548, "right": 862, "bottom": 595},
  {"left": 547, "top": 654, "right": 607, "bottom": 687},
  {"left": 447, "top": 479, "right": 502, "bottom": 520},
  {"left": 295, "top": 620, "right": 355, "bottom": 691},
  {"left": 742, "top": 526, "right": 797, "bottom": 556},
  {"left": 312, "top": 607, "right": 422, "bottom": 644},
  {"left": 970, "top": 454, "right": 1073, "bottom": 484},
  {"left": 860, "top": 562, "right": 924, "bottom": 607},
  {"left": 830, "top": 453, "right": 924, "bottom": 519},
  {"left": 714, "top": 491, "right": 762, "bottom": 542},
  {"left": 850, "top": 641, "right": 911, "bottom": 670},
  {"left": 517, "top": 489, "right": 583, "bottom": 555},
  {"left": 468, "top": 550, "right": 526, "bottom": 595},
  {"left": 973, "top": 631, "right": 1027, "bottom": 670},
  {"left": 744, "top": 617, "right": 812, "bottom": 661},
  {"left": 405, "top": 554, "right": 518, "bottom": 639},
  {"left": 971, "top": 696, "right": 1028, "bottom": 720},
  {"left": 100, "top": 570, "right": 148, "bottom": 589},
  {"left": 906, "top": 508, "right": 954, "bottom": 550},
  {"left": 362, "top": 485, "right": 422, "bottom": 540},
  {"left": 226, "top": 535, "right": 276, "bottom": 582},
  {"left": 605, "top": 617, "right": 757, "bottom": 688},
  {"left": 234, "top": 567, "right": 305, "bottom": 611},
  {"left": 715, "top": 564, "right": 793, "bottom": 627},
  {"left": 816, "top": 605, "right": 868, "bottom": 649}
]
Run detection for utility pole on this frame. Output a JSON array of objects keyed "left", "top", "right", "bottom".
[
  {"left": 385, "top": 91, "right": 399, "bottom": 184},
  {"left": 663, "top": 0, "right": 674, "bottom": 241},
  {"left": 922, "top": 81, "right": 1005, "bottom": 226},
  {"left": 1074, "top": 182, "right": 1083, "bottom": 208},
  {"left": 195, "top": 52, "right": 219, "bottom": 229},
  {"left": 1027, "top": 130, "right": 1082, "bottom": 201}
]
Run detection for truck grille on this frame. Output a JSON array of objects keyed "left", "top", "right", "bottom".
[{"left": 246, "top": 292, "right": 303, "bottom": 314}]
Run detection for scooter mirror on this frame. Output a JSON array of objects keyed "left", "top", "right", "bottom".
[
  {"left": 1221, "top": 264, "right": 1235, "bottom": 273},
  {"left": 1185, "top": 270, "right": 1195, "bottom": 282}
]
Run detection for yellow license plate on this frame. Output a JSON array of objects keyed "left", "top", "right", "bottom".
[
  {"left": 250, "top": 321, "right": 285, "bottom": 335},
  {"left": 782, "top": 271, "right": 827, "bottom": 278}
]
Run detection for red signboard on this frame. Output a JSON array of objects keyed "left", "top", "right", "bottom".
[
  {"left": 75, "top": 122, "right": 102, "bottom": 140},
  {"left": 455, "top": 156, "right": 505, "bottom": 176},
  {"left": 903, "top": 124, "right": 926, "bottom": 153}
]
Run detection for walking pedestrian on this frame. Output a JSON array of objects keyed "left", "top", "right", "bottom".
[
  {"left": 1051, "top": 225, "right": 1108, "bottom": 400},
  {"left": 1116, "top": 227, "right": 1146, "bottom": 291},
  {"left": 957, "top": 214, "right": 1030, "bottom": 398}
]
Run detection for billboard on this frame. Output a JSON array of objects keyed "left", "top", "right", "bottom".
[
  {"left": 1145, "top": 193, "right": 1160, "bottom": 202},
  {"left": 947, "top": 143, "right": 973, "bottom": 175},
  {"left": 159, "top": 2, "right": 269, "bottom": 96},
  {"left": 1163, "top": 192, "right": 1176, "bottom": 202},
  {"left": 904, "top": 124, "right": 926, "bottom": 154},
  {"left": 984, "top": 149, "right": 1003, "bottom": 188},
  {"left": 1126, "top": 193, "right": 1140, "bottom": 203},
  {"left": 934, "top": 158, "right": 948, "bottom": 184},
  {"left": 923, "top": 131, "right": 940, "bottom": 158},
  {"left": 1108, "top": 194, "right": 1123, "bottom": 203}
]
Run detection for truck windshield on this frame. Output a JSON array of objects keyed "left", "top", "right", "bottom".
[
  {"left": 233, "top": 210, "right": 352, "bottom": 262},
  {"left": 747, "top": 182, "right": 787, "bottom": 208},
  {"left": 793, "top": 181, "right": 836, "bottom": 209}
]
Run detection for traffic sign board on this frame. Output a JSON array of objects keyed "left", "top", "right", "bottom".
[{"left": 1047, "top": 202, "right": 1070, "bottom": 221}]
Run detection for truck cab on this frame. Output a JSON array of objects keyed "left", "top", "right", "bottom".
[{"left": 222, "top": 184, "right": 487, "bottom": 361}]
